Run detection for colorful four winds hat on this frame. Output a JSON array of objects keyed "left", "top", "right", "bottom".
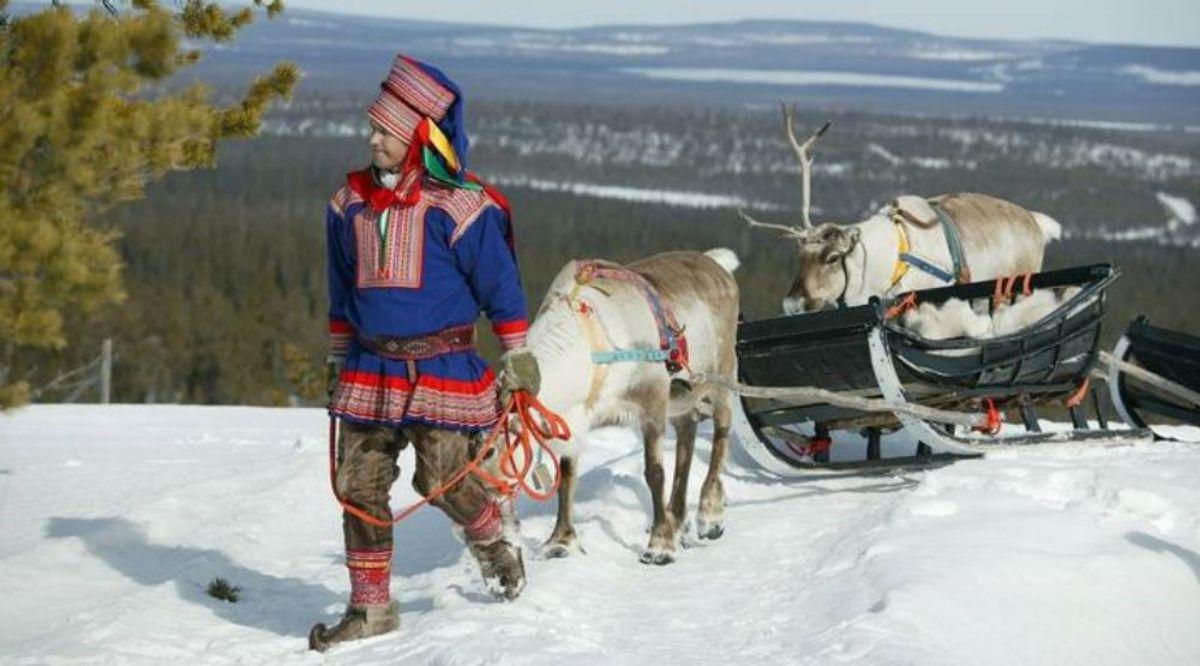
[{"left": 366, "top": 53, "right": 478, "bottom": 192}]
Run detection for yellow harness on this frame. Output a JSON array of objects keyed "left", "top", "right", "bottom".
[{"left": 889, "top": 218, "right": 912, "bottom": 288}]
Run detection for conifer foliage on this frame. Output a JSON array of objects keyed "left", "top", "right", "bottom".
[{"left": 0, "top": 0, "right": 296, "bottom": 407}]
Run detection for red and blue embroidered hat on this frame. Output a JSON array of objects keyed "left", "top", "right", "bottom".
[{"left": 367, "top": 54, "right": 471, "bottom": 179}]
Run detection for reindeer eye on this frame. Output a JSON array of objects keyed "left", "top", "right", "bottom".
[{"left": 824, "top": 253, "right": 841, "bottom": 265}]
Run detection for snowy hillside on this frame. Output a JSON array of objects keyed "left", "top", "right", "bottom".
[
  {"left": 256, "top": 97, "right": 1200, "bottom": 247},
  {"left": 189, "top": 12, "right": 1200, "bottom": 124},
  {"left": 2, "top": 405, "right": 1199, "bottom": 664}
]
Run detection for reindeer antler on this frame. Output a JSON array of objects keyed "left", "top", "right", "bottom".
[
  {"left": 781, "top": 103, "right": 832, "bottom": 230},
  {"left": 737, "top": 208, "right": 806, "bottom": 238}
]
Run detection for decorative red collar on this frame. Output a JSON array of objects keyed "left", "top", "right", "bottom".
[
  {"left": 346, "top": 168, "right": 423, "bottom": 212},
  {"left": 345, "top": 166, "right": 517, "bottom": 253}
]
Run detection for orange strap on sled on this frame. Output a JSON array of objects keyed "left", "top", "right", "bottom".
[
  {"left": 885, "top": 292, "right": 919, "bottom": 320},
  {"left": 973, "top": 398, "right": 1003, "bottom": 435},
  {"left": 1065, "top": 377, "right": 1091, "bottom": 409},
  {"left": 992, "top": 272, "right": 1034, "bottom": 309}
]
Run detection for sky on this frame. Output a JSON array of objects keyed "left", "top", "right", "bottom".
[{"left": 282, "top": 0, "right": 1199, "bottom": 48}]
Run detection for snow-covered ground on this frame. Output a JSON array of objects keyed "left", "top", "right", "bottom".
[
  {"left": 1, "top": 405, "right": 1198, "bottom": 665},
  {"left": 624, "top": 68, "right": 1006, "bottom": 93}
]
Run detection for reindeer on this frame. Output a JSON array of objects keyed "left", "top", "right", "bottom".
[
  {"left": 524, "top": 248, "right": 740, "bottom": 565},
  {"left": 741, "top": 105, "right": 1062, "bottom": 314}
]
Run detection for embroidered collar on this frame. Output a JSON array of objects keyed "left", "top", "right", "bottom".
[{"left": 347, "top": 167, "right": 424, "bottom": 213}]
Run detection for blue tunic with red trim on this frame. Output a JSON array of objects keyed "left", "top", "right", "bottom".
[{"left": 326, "top": 170, "right": 528, "bottom": 432}]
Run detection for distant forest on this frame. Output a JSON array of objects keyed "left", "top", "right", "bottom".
[{"left": 27, "top": 101, "right": 1200, "bottom": 405}]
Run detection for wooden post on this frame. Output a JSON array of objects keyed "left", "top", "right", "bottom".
[
  {"left": 100, "top": 338, "right": 112, "bottom": 404},
  {"left": 1100, "top": 351, "right": 1200, "bottom": 409}
]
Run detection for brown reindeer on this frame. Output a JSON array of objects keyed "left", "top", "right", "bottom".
[
  {"left": 523, "top": 249, "right": 740, "bottom": 565},
  {"left": 741, "top": 106, "right": 1062, "bottom": 314}
]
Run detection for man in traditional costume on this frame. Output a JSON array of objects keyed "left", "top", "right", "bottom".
[{"left": 309, "top": 53, "right": 541, "bottom": 651}]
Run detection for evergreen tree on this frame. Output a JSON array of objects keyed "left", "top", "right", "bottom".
[{"left": 0, "top": 0, "right": 297, "bottom": 407}]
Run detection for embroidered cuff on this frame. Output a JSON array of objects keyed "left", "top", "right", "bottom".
[
  {"left": 329, "top": 319, "right": 354, "bottom": 359},
  {"left": 347, "top": 548, "right": 392, "bottom": 606},
  {"left": 463, "top": 501, "right": 503, "bottom": 544},
  {"left": 492, "top": 320, "right": 528, "bottom": 351}
]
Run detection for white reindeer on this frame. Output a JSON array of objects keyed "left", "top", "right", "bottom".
[
  {"left": 524, "top": 248, "right": 740, "bottom": 565},
  {"left": 740, "top": 105, "right": 1062, "bottom": 314}
]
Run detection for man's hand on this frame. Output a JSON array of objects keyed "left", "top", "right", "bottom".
[{"left": 497, "top": 347, "right": 540, "bottom": 405}]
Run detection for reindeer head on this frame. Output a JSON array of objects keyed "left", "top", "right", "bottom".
[
  {"left": 740, "top": 106, "right": 856, "bottom": 314},
  {"left": 781, "top": 224, "right": 862, "bottom": 314}
]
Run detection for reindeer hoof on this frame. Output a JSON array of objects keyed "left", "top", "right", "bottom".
[
  {"left": 540, "top": 542, "right": 577, "bottom": 559},
  {"left": 539, "top": 535, "right": 584, "bottom": 559},
  {"left": 697, "top": 521, "right": 725, "bottom": 540},
  {"left": 639, "top": 548, "right": 676, "bottom": 566}
]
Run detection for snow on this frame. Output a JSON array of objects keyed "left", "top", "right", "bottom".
[
  {"left": 284, "top": 17, "right": 339, "bottom": 30},
  {"left": 454, "top": 36, "right": 670, "bottom": 56},
  {"left": 1157, "top": 192, "right": 1196, "bottom": 227},
  {"left": 1075, "top": 192, "right": 1198, "bottom": 247},
  {"left": 740, "top": 33, "right": 875, "bottom": 46},
  {"left": 485, "top": 175, "right": 778, "bottom": 210},
  {"left": 1122, "top": 65, "right": 1200, "bottom": 87},
  {"left": 867, "top": 143, "right": 904, "bottom": 166},
  {"left": 908, "top": 48, "right": 1014, "bottom": 62},
  {"left": 2, "top": 405, "right": 1199, "bottom": 664},
  {"left": 1023, "top": 117, "right": 1169, "bottom": 133},
  {"left": 864, "top": 145, "right": 961, "bottom": 171},
  {"left": 624, "top": 68, "right": 1006, "bottom": 93},
  {"left": 908, "top": 156, "right": 953, "bottom": 169}
]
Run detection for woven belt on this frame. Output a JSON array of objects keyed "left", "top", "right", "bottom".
[{"left": 358, "top": 324, "right": 476, "bottom": 361}]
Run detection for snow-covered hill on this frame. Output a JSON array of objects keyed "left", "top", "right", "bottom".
[
  {"left": 193, "top": 12, "right": 1200, "bottom": 124},
  {"left": 16, "top": 2, "right": 1192, "bottom": 123},
  {"left": 1, "top": 405, "right": 1198, "bottom": 664}
]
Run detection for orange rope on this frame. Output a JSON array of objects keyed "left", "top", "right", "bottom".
[
  {"left": 992, "top": 274, "right": 1026, "bottom": 309},
  {"left": 328, "top": 391, "right": 571, "bottom": 528},
  {"left": 973, "top": 398, "right": 1003, "bottom": 435},
  {"left": 1019, "top": 272, "right": 1033, "bottom": 296},
  {"left": 1065, "top": 377, "right": 1091, "bottom": 408},
  {"left": 885, "top": 292, "right": 919, "bottom": 320}
]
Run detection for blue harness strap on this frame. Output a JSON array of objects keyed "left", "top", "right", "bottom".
[
  {"left": 896, "top": 200, "right": 970, "bottom": 285},
  {"left": 898, "top": 252, "right": 956, "bottom": 284},
  {"left": 592, "top": 349, "right": 672, "bottom": 364},
  {"left": 932, "top": 202, "right": 970, "bottom": 283}
]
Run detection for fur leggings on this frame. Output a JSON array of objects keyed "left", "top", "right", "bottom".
[{"left": 336, "top": 420, "right": 501, "bottom": 550}]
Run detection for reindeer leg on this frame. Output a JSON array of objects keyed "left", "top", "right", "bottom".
[
  {"left": 640, "top": 414, "right": 676, "bottom": 566},
  {"left": 541, "top": 455, "right": 583, "bottom": 558},
  {"left": 697, "top": 388, "right": 731, "bottom": 540},
  {"left": 668, "top": 414, "right": 698, "bottom": 543}
]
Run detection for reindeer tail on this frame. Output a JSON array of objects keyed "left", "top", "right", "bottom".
[
  {"left": 1032, "top": 212, "right": 1062, "bottom": 243},
  {"left": 704, "top": 248, "right": 741, "bottom": 274}
]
